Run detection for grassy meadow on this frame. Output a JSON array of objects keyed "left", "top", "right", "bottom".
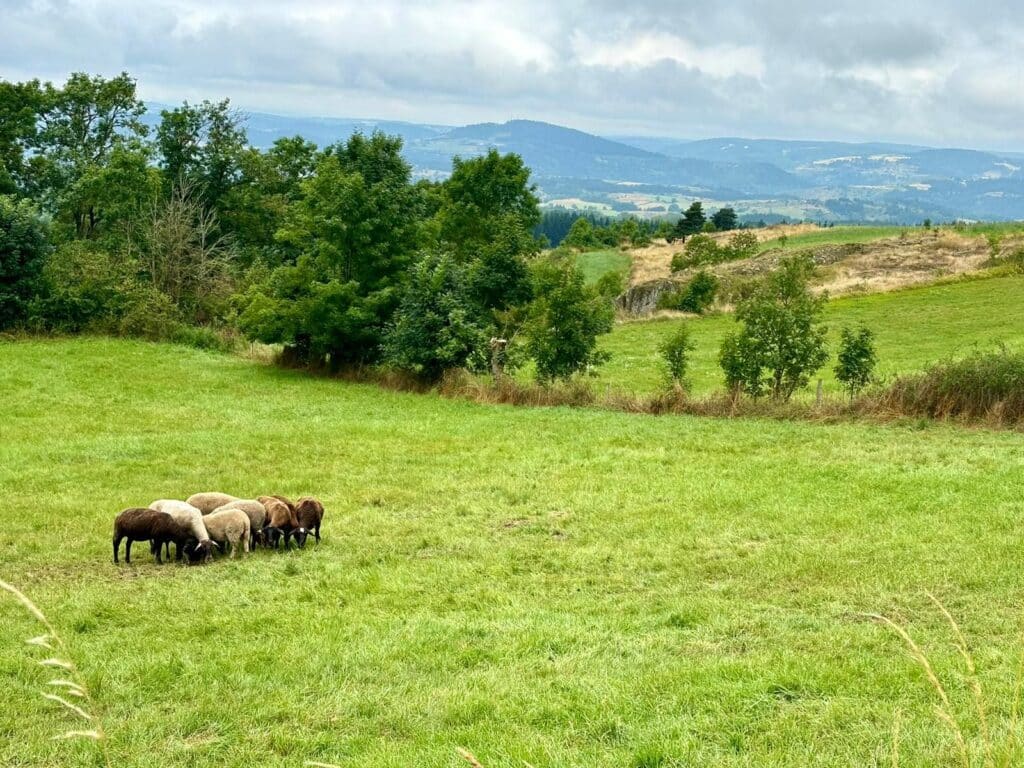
[
  {"left": 597, "top": 272, "right": 1024, "bottom": 396},
  {"left": 2, "top": 337, "right": 1024, "bottom": 766},
  {"left": 575, "top": 248, "right": 632, "bottom": 286}
]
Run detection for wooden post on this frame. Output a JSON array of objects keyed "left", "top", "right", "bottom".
[
  {"left": 816, "top": 378, "right": 823, "bottom": 406},
  {"left": 489, "top": 337, "right": 508, "bottom": 382}
]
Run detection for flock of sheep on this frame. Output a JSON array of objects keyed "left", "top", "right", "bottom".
[{"left": 112, "top": 492, "right": 325, "bottom": 565}]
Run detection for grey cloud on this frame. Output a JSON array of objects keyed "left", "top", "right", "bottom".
[{"left": 1, "top": 0, "right": 1023, "bottom": 149}]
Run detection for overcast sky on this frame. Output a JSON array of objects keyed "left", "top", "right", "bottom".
[{"left": 3, "top": 0, "right": 1024, "bottom": 150}]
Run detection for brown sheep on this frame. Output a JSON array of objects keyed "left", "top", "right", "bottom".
[
  {"left": 113, "top": 508, "right": 193, "bottom": 564},
  {"left": 292, "top": 497, "right": 325, "bottom": 548},
  {"left": 258, "top": 495, "right": 299, "bottom": 549}
]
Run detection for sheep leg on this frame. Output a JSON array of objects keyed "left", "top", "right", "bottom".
[
  {"left": 113, "top": 536, "right": 122, "bottom": 563},
  {"left": 154, "top": 539, "right": 163, "bottom": 564},
  {"left": 125, "top": 538, "right": 133, "bottom": 564},
  {"left": 315, "top": 525, "right": 321, "bottom": 545}
]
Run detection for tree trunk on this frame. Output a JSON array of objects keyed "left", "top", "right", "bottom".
[{"left": 490, "top": 337, "right": 508, "bottom": 382}]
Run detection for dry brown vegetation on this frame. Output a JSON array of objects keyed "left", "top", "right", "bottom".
[{"left": 626, "top": 225, "right": 1020, "bottom": 301}]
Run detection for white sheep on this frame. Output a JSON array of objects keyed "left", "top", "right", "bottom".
[
  {"left": 186, "top": 492, "right": 240, "bottom": 514},
  {"left": 150, "top": 499, "right": 214, "bottom": 562},
  {"left": 202, "top": 508, "right": 251, "bottom": 558}
]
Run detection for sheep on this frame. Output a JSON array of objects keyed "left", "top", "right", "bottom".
[
  {"left": 292, "top": 496, "right": 325, "bottom": 548},
  {"left": 150, "top": 499, "right": 214, "bottom": 562},
  {"left": 202, "top": 508, "right": 251, "bottom": 558},
  {"left": 258, "top": 495, "right": 299, "bottom": 549},
  {"left": 186, "top": 492, "right": 240, "bottom": 514},
  {"left": 113, "top": 508, "right": 191, "bottom": 564},
  {"left": 211, "top": 499, "right": 267, "bottom": 549}
]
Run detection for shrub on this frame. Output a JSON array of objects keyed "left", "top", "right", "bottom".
[
  {"left": 880, "top": 349, "right": 1024, "bottom": 424},
  {"left": 835, "top": 325, "right": 877, "bottom": 397},
  {"left": 117, "top": 285, "right": 182, "bottom": 340},
  {"left": 522, "top": 257, "right": 614, "bottom": 382},
  {"left": 658, "top": 270, "right": 719, "bottom": 313},
  {"left": 659, "top": 325, "right": 695, "bottom": 388},
  {"left": 35, "top": 241, "right": 125, "bottom": 332},
  {"left": 0, "top": 196, "right": 50, "bottom": 329},
  {"left": 718, "top": 254, "right": 828, "bottom": 400},
  {"left": 725, "top": 231, "right": 759, "bottom": 260},
  {"left": 594, "top": 269, "right": 625, "bottom": 299},
  {"left": 670, "top": 234, "right": 720, "bottom": 271}
]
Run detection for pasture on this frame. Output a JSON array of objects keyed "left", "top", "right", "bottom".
[
  {"left": 597, "top": 272, "right": 1024, "bottom": 396},
  {"left": 2, "top": 337, "right": 1024, "bottom": 766}
]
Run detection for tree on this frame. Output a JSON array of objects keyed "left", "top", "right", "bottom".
[
  {"left": 383, "top": 252, "right": 487, "bottom": 381},
  {"left": 522, "top": 257, "right": 614, "bottom": 382},
  {"left": 711, "top": 207, "right": 738, "bottom": 231},
  {"left": 717, "top": 255, "right": 829, "bottom": 400},
  {"left": 562, "top": 217, "right": 597, "bottom": 250},
  {"left": 239, "top": 132, "right": 424, "bottom": 366},
  {"left": 660, "top": 325, "right": 695, "bottom": 388},
  {"left": 675, "top": 201, "right": 706, "bottom": 238},
  {"left": 835, "top": 325, "right": 877, "bottom": 397},
  {"left": 438, "top": 149, "right": 540, "bottom": 259},
  {"left": 0, "top": 196, "right": 50, "bottom": 328},
  {"left": 0, "top": 79, "right": 46, "bottom": 196},
  {"left": 31, "top": 72, "right": 148, "bottom": 236},
  {"left": 155, "top": 99, "right": 248, "bottom": 211}
]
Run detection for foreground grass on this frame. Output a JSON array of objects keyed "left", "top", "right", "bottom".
[
  {"left": 599, "top": 272, "right": 1024, "bottom": 395},
  {"left": 2, "top": 337, "right": 1024, "bottom": 766},
  {"left": 576, "top": 248, "right": 631, "bottom": 285}
]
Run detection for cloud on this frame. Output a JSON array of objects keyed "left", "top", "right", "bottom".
[{"left": 1, "top": 0, "right": 1023, "bottom": 149}]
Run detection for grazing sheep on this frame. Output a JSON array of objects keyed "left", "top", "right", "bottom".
[
  {"left": 202, "top": 508, "right": 251, "bottom": 558},
  {"left": 258, "top": 495, "right": 299, "bottom": 549},
  {"left": 113, "top": 508, "right": 190, "bottom": 564},
  {"left": 186, "top": 492, "right": 240, "bottom": 514},
  {"left": 212, "top": 499, "right": 267, "bottom": 549},
  {"left": 292, "top": 496, "right": 325, "bottom": 548},
  {"left": 150, "top": 499, "right": 214, "bottom": 562}
]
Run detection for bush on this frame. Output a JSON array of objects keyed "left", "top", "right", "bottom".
[
  {"left": 659, "top": 325, "right": 695, "bottom": 388},
  {"left": 835, "top": 325, "right": 877, "bottom": 397},
  {"left": 117, "top": 285, "right": 182, "bottom": 340},
  {"left": 594, "top": 269, "right": 625, "bottom": 299},
  {"left": 0, "top": 196, "right": 50, "bottom": 329},
  {"left": 673, "top": 234, "right": 719, "bottom": 271},
  {"left": 658, "top": 270, "right": 719, "bottom": 313},
  {"left": 725, "top": 231, "right": 759, "bottom": 260},
  {"left": 718, "top": 255, "right": 828, "bottom": 400},
  {"left": 880, "top": 349, "right": 1024, "bottom": 424},
  {"left": 522, "top": 257, "right": 614, "bottom": 382},
  {"left": 35, "top": 241, "right": 126, "bottom": 331}
]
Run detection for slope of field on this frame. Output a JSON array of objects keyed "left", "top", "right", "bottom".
[
  {"left": 2, "top": 338, "right": 1024, "bottom": 766},
  {"left": 575, "top": 249, "right": 631, "bottom": 285},
  {"left": 598, "top": 273, "right": 1024, "bottom": 395}
]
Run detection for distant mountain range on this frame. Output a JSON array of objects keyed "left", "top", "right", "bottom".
[{"left": 144, "top": 104, "right": 1024, "bottom": 223}]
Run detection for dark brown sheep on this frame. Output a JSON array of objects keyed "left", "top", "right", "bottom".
[
  {"left": 292, "top": 497, "right": 325, "bottom": 548},
  {"left": 113, "top": 508, "right": 194, "bottom": 564}
]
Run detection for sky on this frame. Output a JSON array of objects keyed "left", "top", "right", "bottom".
[{"left": 3, "top": 0, "right": 1024, "bottom": 150}]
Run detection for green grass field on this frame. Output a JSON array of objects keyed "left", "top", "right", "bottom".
[
  {"left": 598, "top": 273, "right": 1024, "bottom": 395},
  {"left": 759, "top": 226, "right": 904, "bottom": 251},
  {"left": 3, "top": 337, "right": 1024, "bottom": 766},
  {"left": 576, "top": 249, "right": 631, "bottom": 285}
]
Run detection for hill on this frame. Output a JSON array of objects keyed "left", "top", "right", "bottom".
[
  {"left": 3, "top": 337, "right": 1023, "bottom": 765},
  {"left": 142, "top": 104, "right": 1024, "bottom": 222}
]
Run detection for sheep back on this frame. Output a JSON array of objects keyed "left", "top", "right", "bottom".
[
  {"left": 214, "top": 499, "right": 267, "bottom": 530},
  {"left": 202, "top": 509, "right": 251, "bottom": 551},
  {"left": 150, "top": 499, "right": 209, "bottom": 542},
  {"left": 186, "top": 492, "right": 240, "bottom": 514},
  {"left": 295, "top": 497, "right": 325, "bottom": 528},
  {"left": 258, "top": 496, "right": 298, "bottom": 529}
]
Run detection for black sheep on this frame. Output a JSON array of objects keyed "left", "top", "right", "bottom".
[{"left": 113, "top": 507, "right": 194, "bottom": 564}]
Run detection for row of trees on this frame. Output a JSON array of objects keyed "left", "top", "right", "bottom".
[{"left": 0, "top": 72, "right": 615, "bottom": 382}]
